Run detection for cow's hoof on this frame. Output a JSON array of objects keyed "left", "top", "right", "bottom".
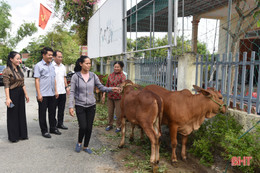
[
  {"left": 151, "top": 163, "right": 159, "bottom": 173},
  {"left": 171, "top": 159, "right": 178, "bottom": 165},
  {"left": 118, "top": 145, "right": 124, "bottom": 149},
  {"left": 129, "top": 137, "right": 134, "bottom": 142},
  {"left": 181, "top": 157, "right": 187, "bottom": 162}
]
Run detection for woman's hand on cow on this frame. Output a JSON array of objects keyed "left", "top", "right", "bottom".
[
  {"left": 69, "top": 108, "right": 75, "bottom": 117},
  {"left": 112, "top": 87, "right": 121, "bottom": 93}
]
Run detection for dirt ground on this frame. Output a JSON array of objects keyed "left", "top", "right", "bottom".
[{"left": 93, "top": 112, "right": 237, "bottom": 173}]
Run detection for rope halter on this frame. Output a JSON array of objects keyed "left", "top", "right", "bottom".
[{"left": 209, "top": 97, "right": 227, "bottom": 113}]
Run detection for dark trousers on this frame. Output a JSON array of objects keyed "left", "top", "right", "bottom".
[
  {"left": 75, "top": 105, "right": 96, "bottom": 147},
  {"left": 55, "top": 94, "right": 66, "bottom": 126},
  {"left": 7, "top": 87, "right": 28, "bottom": 142},
  {"left": 37, "top": 96, "right": 56, "bottom": 134},
  {"left": 27, "top": 70, "right": 30, "bottom": 77}
]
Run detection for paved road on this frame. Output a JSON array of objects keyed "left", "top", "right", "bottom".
[{"left": 0, "top": 77, "right": 122, "bottom": 173}]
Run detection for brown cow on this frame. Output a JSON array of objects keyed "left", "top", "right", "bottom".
[
  {"left": 144, "top": 85, "right": 226, "bottom": 163},
  {"left": 118, "top": 80, "right": 163, "bottom": 170},
  {"left": 121, "top": 80, "right": 145, "bottom": 142}
]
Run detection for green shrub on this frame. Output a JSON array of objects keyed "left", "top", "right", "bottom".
[
  {"left": 188, "top": 114, "right": 259, "bottom": 172},
  {"left": 190, "top": 138, "right": 213, "bottom": 166},
  {"left": 220, "top": 124, "right": 260, "bottom": 173}
]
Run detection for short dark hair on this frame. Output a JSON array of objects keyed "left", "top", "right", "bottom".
[
  {"left": 41, "top": 47, "right": 53, "bottom": 56},
  {"left": 53, "top": 50, "right": 62, "bottom": 57},
  {"left": 113, "top": 61, "right": 124, "bottom": 68}
]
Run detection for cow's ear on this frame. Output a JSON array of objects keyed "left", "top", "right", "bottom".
[
  {"left": 200, "top": 89, "right": 212, "bottom": 97},
  {"left": 193, "top": 85, "right": 202, "bottom": 92},
  {"left": 193, "top": 85, "right": 212, "bottom": 97}
]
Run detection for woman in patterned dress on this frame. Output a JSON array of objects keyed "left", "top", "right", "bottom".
[{"left": 102, "top": 61, "right": 126, "bottom": 133}]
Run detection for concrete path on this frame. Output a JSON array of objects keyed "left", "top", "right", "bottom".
[{"left": 0, "top": 77, "right": 122, "bottom": 173}]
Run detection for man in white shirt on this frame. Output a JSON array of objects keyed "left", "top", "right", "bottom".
[{"left": 52, "top": 51, "right": 70, "bottom": 130}]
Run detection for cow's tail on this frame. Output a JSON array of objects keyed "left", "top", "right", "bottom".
[{"left": 152, "top": 92, "right": 163, "bottom": 137}]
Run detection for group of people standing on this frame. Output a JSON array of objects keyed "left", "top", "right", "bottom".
[{"left": 3, "top": 47, "right": 126, "bottom": 154}]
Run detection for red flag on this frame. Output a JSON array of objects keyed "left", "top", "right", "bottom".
[{"left": 39, "top": 3, "right": 52, "bottom": 29}]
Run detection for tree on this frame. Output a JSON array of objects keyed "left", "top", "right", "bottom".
[
  {"left": 0, "top": 0, "right": 38, "bottom": 64},
  {"left": 0, "top": 44, "right": 12, "bottom": 64},
  {"left": 41, "top": 25, "right": 80, "bottom": 64},
  {"left": 223, "top": 0, "right": 260, "bottom": 57},
  {"left": 54, "top": 0, "right": 99, "bottom": 45},
  {"left": 24, "top": 39, "right": 44, "bottom": 67},
  {"left": 20, "top": 48, "right": 29, "bottom": 53},
  {"left": 9, "top": 23, "right": 38, "bottom": 48},
  {"left": 222, "top": 0, "right": 260, "bottom": 91},
  {"left": 24, "top": 24, "right": 80, "bottom": 67},
  {"left": 127, "top": 35, "right": 207, "bottom": 58},
  {"left": 0, "top": 1, "right": 11, "bottom": 42}
]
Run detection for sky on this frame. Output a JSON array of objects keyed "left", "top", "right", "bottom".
[
  {"left": 7, "top": 0, "right": 218, "bottom": 53},
  {"left": 7, "top": 0, "right": 107, "bottom": 52},
  {"left": 7, "top": 0, "right": 63, "bottom": 51}
]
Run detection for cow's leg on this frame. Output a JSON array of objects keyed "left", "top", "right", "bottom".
[
  {"left": 154, "top": 116, "right": 161, "bottom": 164},
  {"left": 129, "top": 124, "right": 135, "bottom": 142},
  {"left": 142, "top": 125, "right": 157, "bottom": 164},
  {"left": 169, "top": 124, "right": 178, "bottom": 163},
  {"left": 181, "top": 135, "right": 188, "bottom": 161},
  {"left": 143, "top": 126, "right": 159, "bottom": 173},
  {"left": 118, "top": 116, "right": 126, "bottom": 148}
]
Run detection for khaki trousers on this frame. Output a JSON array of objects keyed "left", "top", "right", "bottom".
[{"left": 107, "top": 98, "right": 121, "bottom": 128}]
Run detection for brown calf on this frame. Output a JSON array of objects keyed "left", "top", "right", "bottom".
[
  {"left": 144, "top": 85, "right": 226, "bottom": 163},
  {"left": 118, "top": 80, "right": 163, "bottom": 169}
]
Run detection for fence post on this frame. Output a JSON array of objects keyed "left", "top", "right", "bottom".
[
  {"left": 177, "top": 52, "right": 197, "bottom": 91},
  {"left": 204, "top": 54, "right": 209, "bottom": 89},
  {"left": 247, "top": 52, "right": 255, "bottom": 114},
  {"left": 128, "top": 57, "right": 135, "bottom": 82},
  {"left": 100, "top": 57, "right": 103, "bottom": 75},
  {"left": 233, "top": 53, "right": 239, "bottom": 109},
  {"left": 240, "top": 52, "right": 247, "bottom": 110},
  {"left": 221, "top": 54, "right": 227, "bottom": 94},
  {"left": 166, "top": 0, "right": 173, "bottom": 90},
  {"left": 200, "top": 55, "right": 204, "bottom": 88},
  {"left": 195, "top": 54, "right": 199, "bottom": 88},
  {"left": 226, "top": 52, "right": 232, "bottom": 106},
  {"left": 257, "top": 54, "right": 260, "bottom": 114},
  {"left": 122, "top": 0, "right": 127, "bottom": 78},
  {"left": 215, "top": 54, "right": 220, "bottom": 91},
  {"left": 209, "top": 54, "right": 215, "bottom": 87}
]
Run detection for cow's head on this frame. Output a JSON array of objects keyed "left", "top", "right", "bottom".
[
  {"left": 119, "top": 80, "right": 134, "bottom": 91},
  {"left": 119, "top": 80, "right": 143, "bottom": 94},
  {"left": 193, "top": 85, "right": 227, "bottom": 116}
]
